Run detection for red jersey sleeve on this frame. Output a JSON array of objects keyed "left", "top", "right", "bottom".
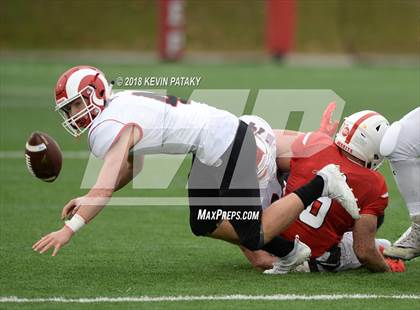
[
  {"left": 360, "top": 174, "right": 388, "bottom": 217},
  {"left": 291, "top": 131, "right": 334, "bottom": 158}
]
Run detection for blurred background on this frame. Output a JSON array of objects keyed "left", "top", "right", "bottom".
[
  {"left": 0, "top": 0, "right": 418, "bottom": 58},
  {"left": 1, "top": 0, "right": 418, "bottom": 147}
]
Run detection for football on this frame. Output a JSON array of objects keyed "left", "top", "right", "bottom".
[{"left": 25, "top": 131, "right": 62, "bottom": 182}]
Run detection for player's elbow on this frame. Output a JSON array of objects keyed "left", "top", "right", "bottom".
[
  {"left": 355, "top": 251, "right": 369, "bottom": 265},
  {"left": 131, "top": 155, "right": 144, "bottom": 176}
]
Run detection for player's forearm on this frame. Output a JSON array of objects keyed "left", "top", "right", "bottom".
[
  {"left": 114, "top": 162, "right": 134, "bottom": 191},
  {"left": 356, "top": 248, "right": 390, "bottom": 272},
  {"left": 274, "top": 130, "right": 301, "bottom": 172},
  {"left": 115, "top": 155, "right": 143, "bottom": 191},
  {"left": 353, "top": 215, "right": 390, "bottom": 272}
]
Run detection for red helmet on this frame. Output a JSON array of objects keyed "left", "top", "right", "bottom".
[{"left": 55, "top": 66, "right": 112, "bottom": 137}]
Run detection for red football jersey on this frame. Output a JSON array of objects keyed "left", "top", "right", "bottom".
[{"left": 281, "top": 131, "right": 388, "bottom": 257}]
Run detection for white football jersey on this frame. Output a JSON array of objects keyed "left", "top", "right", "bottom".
[
  {"left": 239, "top": 115, "right": 281, "bottom": 208},
  {"left": 259, "top": 176, "right": 283, "bottom": 209},
  {"left": 88, "top": 91, "right": 238, "bottom": 166}
]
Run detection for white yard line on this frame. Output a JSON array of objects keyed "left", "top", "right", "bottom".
[{"left": 1, "top": 294, "right": 420, "bottom": 303}]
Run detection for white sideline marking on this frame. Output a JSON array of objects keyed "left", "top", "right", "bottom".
[
  {"left": 1, "top": 294, "right": 420, "bottom": 303},
  {"left": 0, "top": 151, "right": 89, "bottom": 159}
]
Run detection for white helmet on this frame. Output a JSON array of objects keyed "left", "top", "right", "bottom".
[{"left": 335, "top": 110, "right": 389, "bottom": 170}]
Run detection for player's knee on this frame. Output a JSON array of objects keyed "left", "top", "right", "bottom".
[
  {"left": 189, "top": 219, "right": 209, "bottom": 236},
  {"left": 189, "top": 205, "right": 219, "bottom": 237},
  {"left": 239, "top": 232, "right": 264, "bottom": 251},
  {"left": 380, "top": 122, "right": 401, "bottom": 157},
  {"left": 241, "top": 242, "right": 261, "bottom": 251},
  {"left": 380, "top": 121, "right": 415, "bottom": 161}
]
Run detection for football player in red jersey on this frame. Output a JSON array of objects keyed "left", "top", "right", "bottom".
[{"left": 243, "top": 110, "right": 405, "bottom": 273}]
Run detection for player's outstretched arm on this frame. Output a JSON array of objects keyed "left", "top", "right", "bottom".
[
  {"left": 33, "top": 125, "right": 141, "bottom": 256},
  {"left": 318, "top": 102, "right": 339, "bottom": 137},
  {"left": 352, "top": 214, "right": 391, "bottom": 272},
  {"left": 274, "top": 102, "right": 339, "bottom": 172},
  {"left": 61, "top": 153, "right": 144, "bottom": 220},
  {"left": 64, "top": 125, "right": 142, "bottom": 220},
  {"left": 274, "top": 129, "right": 300, "bottom": 172}
]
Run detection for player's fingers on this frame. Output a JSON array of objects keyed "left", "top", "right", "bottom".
[
  {"left": 39, "top": 240, "right": 56, "bottom": 254},
  {"left": 52, "top": 244, "right": 62, "bottom": 257},
  {"left": 61, "top": 200, "right": 78, "bottom": 220},
  {"left": 320, "top": 102, "right": 336, "bottom": 129},
  {"left": 325, "top": 102, "right": 336, "bottom": 116},
  {"left": 33, "top": 236, "right": 52, "bottom": 252},
  {"left": 61, "top": 207, "right": 70, "bottom": 220},
  {"left": 70, "top": 205, "right": 81, "bottom": 216},
  {"left": 63, "top": 199, "right": 76, "bottom": 211},
  {"left": 32, "top": 239, "right": 43, "bottom": 249},
  {"left": 32, "top": 235, "right": 50, "bottom": 249},
  {"left": 33, "top": 237, "right": 51, "bottom": 252}
]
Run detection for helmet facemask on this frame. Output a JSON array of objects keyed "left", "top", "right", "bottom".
[{"left": 55, "top": 86, "right": 102, "bottom": 137}]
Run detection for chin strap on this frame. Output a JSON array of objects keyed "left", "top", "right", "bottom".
[{"left": 342, "top": 150, "right": 367, "bottom": 168}]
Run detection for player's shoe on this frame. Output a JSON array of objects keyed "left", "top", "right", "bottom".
[
  {"left": 264, "top": 236, "right": 311, "bottom": 275},
  {"left": 383, "top": 223, "right": 420, "bottom": 260},
  {"left": 293, "top": 261, "right": 311, "bottom": 273},
  {"left": 316, "top": 164, "right": 360, "bottom": 220}
]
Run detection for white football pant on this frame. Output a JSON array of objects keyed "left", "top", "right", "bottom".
[{"left": 380, "top": 107, "right": 420, "bottom": 220}]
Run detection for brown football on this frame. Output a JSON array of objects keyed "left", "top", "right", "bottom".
[{"left": 25, "top": 132, "right": 62, "bottom": 182}]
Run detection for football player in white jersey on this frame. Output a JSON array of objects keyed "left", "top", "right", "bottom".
[
  {"left": 33, "top": 66, "right": 359, "bottom": 264},
  {"left": 380, "top": 107, "right": 420, "bottom": 260}
]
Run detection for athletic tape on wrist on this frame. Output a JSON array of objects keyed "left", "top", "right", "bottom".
[{"left": 65, "top": 214, "right": 86, "bottom": 233}]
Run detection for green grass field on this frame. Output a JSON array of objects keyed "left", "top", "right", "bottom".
[{"left": 0, "top": 58, "right": 419, "bottom": 309}]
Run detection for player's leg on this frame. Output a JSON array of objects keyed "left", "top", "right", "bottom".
[
  {"left": 189, "top": 121, "right": 358, "bottom": 257},
  {"left": 188, "top": 121, "right": 307, "bottom": 249},
  {"left": 384, "top": 158, "right": 420, "bottom": 260},
  {"left": 239, "top": 236, "right": 311, "bottom": 274},
  {"left": 380, "top": 108, "right": 420, "bottom": 260},
  {"left": 194, "top": 166, "right": 355, "bottom": 249},
  {"left": 202, "top": 122, "right": 304, "bottom": 252},
  {"left": 208, "top": 121, "right": 323, "bottom": 249}
]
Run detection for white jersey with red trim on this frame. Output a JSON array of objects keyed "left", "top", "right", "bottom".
[
  {"left": 239, "top": 115, "right": 281, "bottom": 208},
  {"left": 88, "top": 91, "right": 239, "bottom": 165}
]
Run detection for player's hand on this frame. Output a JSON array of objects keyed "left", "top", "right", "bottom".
[
  {"left": 385, "top": 257, "right": 405, "bottom": 272},
  {"left": 319, "top": 102, "right": 339, "bottom": 137},
  {"left": 61, "top": 197, "right": 83, "bottom": 220},
  {"left": 32, "top": 226, "right": 73, "bottom": 256}
]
